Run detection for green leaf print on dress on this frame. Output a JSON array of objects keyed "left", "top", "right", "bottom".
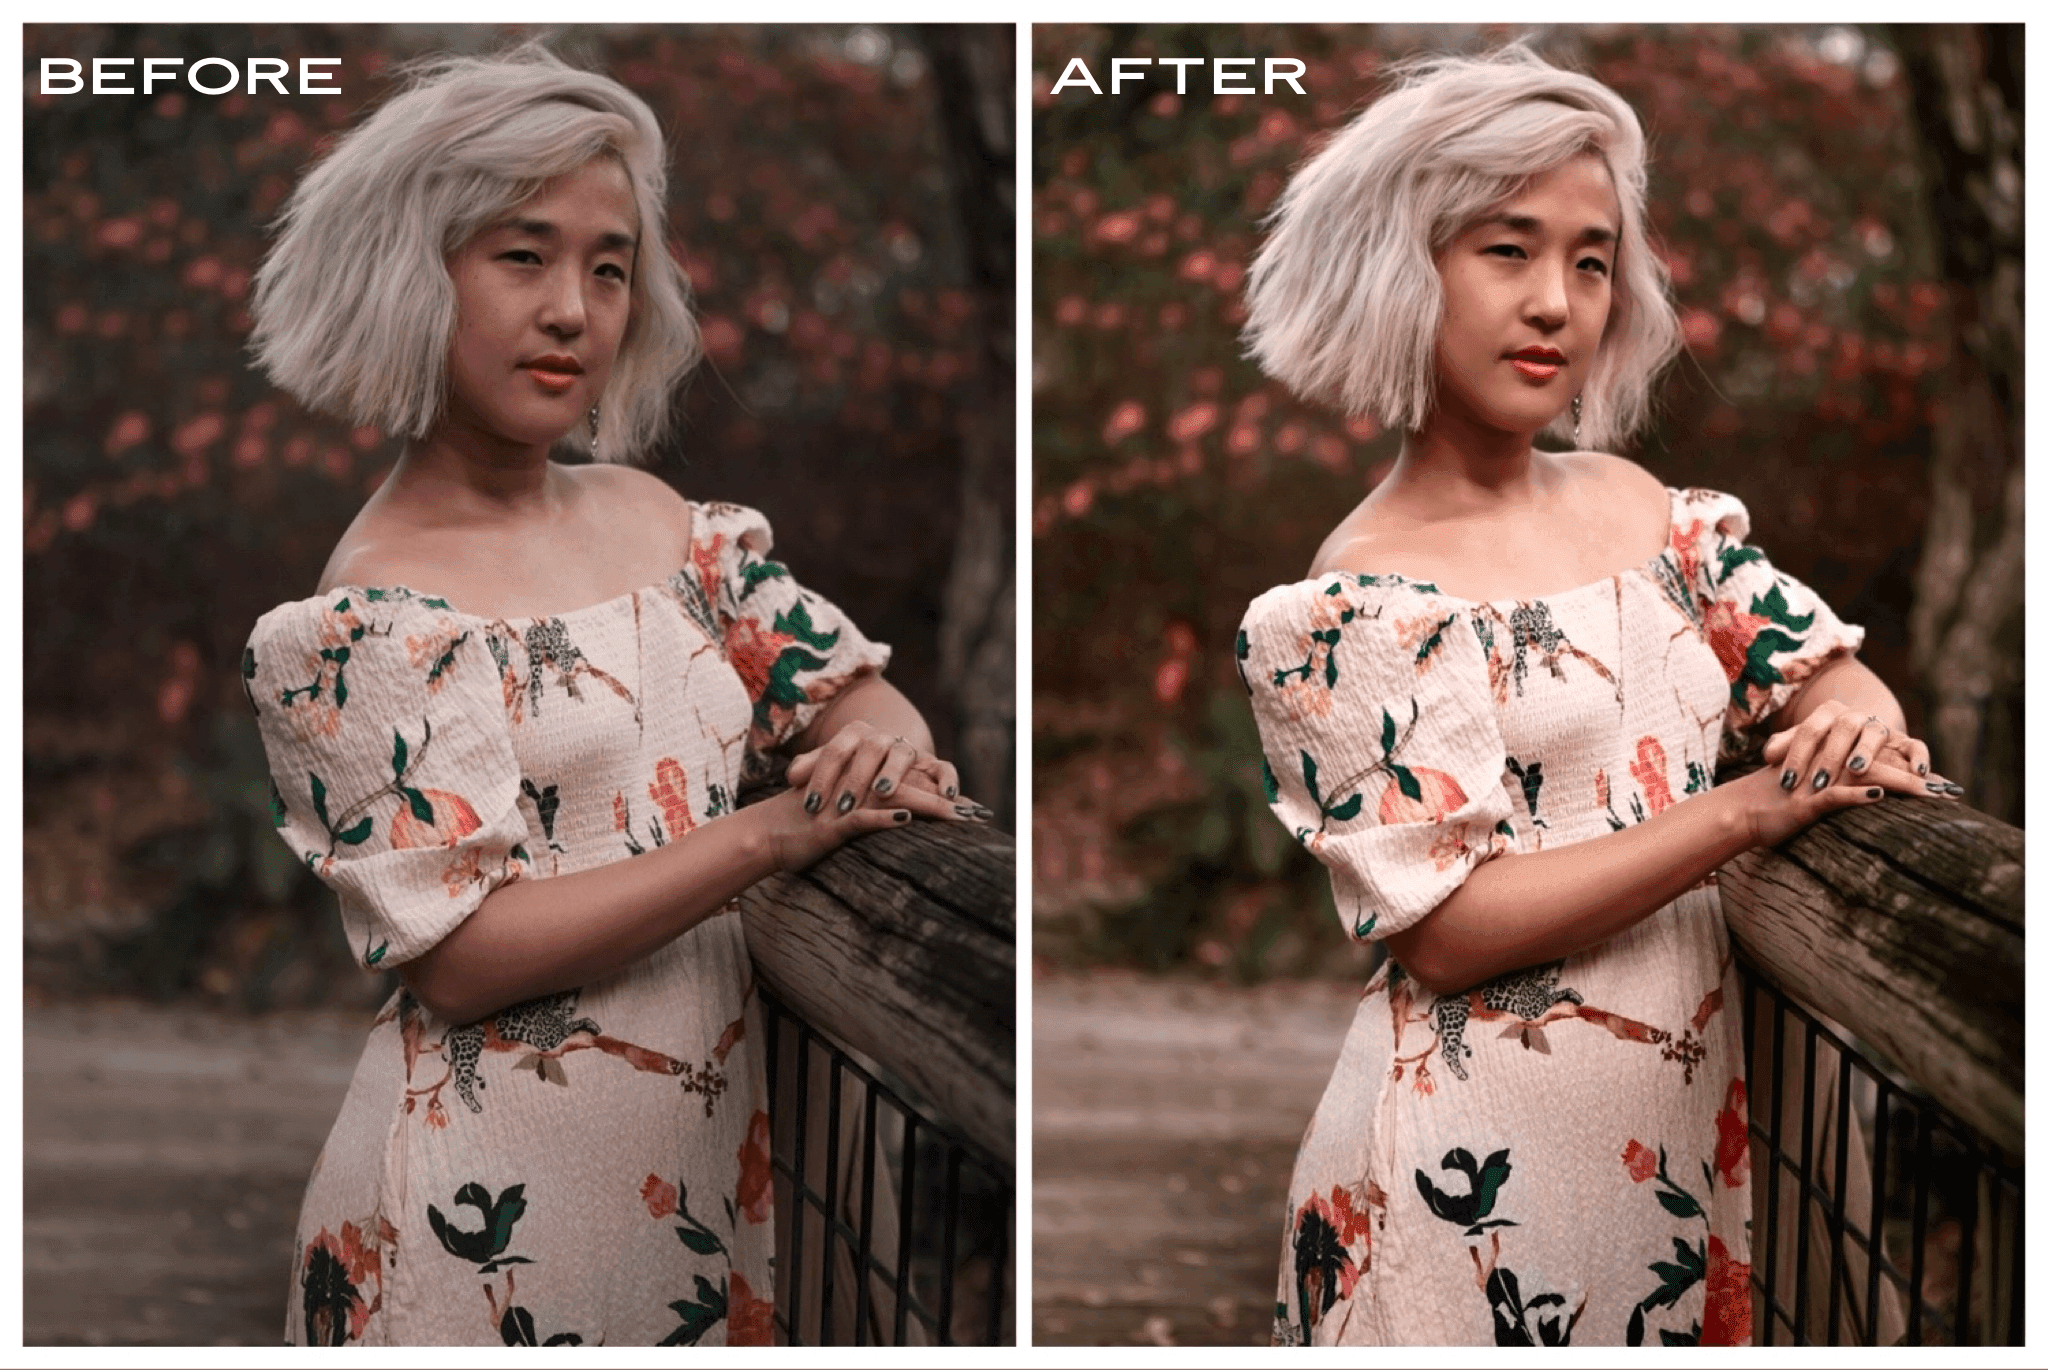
[
  {"left": 428, "top": 1181, "right": 532, "bottom": 1274},
  {"left": 1414, "top": 1147, "right": 1515, "bottom": 1235}
]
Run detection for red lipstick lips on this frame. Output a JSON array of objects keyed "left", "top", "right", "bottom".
[
  {"left": 1507, "top": 346, "right": 1565, "bottom": 382},
  {"left": 522, "top": 353, "right": 584, "bottom": 395}
]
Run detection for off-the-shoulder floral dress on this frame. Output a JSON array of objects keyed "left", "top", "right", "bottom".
[
  {"left": 244, "top": 502, "right": 889, "bottom": 1346},
  {"left": 1238, "top": 488, "right": 1863, "bottom": 1347}
]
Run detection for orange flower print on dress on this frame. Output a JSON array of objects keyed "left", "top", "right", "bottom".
[
  {"left": 723, "top": 616, "right": 797, "bottom": 707},
  {"left": 301, "top": 1223, "right": 378, "bottom": 1345},
  {"left": 726, "top": 1271, "right": 774, "bottom": 1346},
  {"left": 1702, "top": 1234, "right": 1753, "bottom": 1345},
  {"left": 389, "top": 788, "right": 483, "bottom": 849},
  {"left": 1629, "top": 736, "right": 1675, "bottom": 817},
  {"left": 1714, "top": 1078, "right": 1750, "bottom": 1189},
  {"left": 1668, "top": 515, "right": 1710, "bottom": 598},
  {"left": 1701, "top": 597, "right": 1771, "bottom": 692},
  {"left": 405, "top": 625, "right": 469, "bottom": 694},
  {"left": 613, "top": 791, "right": 631, "bottom": 832},
  {"left": 649, "top": 757, "right": 696, "bottom": 839},
  {"left": 736, "top": 1109, "right": 772, "bottom": 1224},
  {"left": 640, "top": 1173, "right": 679, "bottom": 1220},
  {"left": 1395, "top": 611, "right": 1459, "bottom": 678},
  {"left": 1622, "top": 1139, "right": 1657, "bottom": 1183},
  {"left": 1377, "top": 766, "right": 1468, "bottom": 825},
  {"left": 692, "top": 533, "right": 726, "bottom": 609}
]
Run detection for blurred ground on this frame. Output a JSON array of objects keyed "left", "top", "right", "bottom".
[
  {"left": 23, "top": 997, "right": 364, "bottom": 1346},
  {"left": 1032, "top": 969, "right": 1358, "bottom": 1346}
]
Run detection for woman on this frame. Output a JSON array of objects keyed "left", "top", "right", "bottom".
[
  {"left": 243, "top": 45, "right": 983, "bottom": 1345},
  {"left": 1235, "top": 46, "right": 1955, "bottom": 1346}
]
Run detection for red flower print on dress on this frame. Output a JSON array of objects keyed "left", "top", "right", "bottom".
[
  {"left": 724, "top": 616, "right": 797, "bottom": 706},
  {"left": 726, "top": 1271, "right": 774, "bottom": 1346},
  {"left": 1702, "top": 1233, "right": 1753, "bottom": 1345},
  {"left": 691, "top": 534, "right": 725, "bottom": 608},
  {"left": 389, "top": 789, "right": 482, "bottom": 850},
  {"left": 1714, "top": 1078, "right": 1750, "bottom": 1188},
  {"left": 641, "top": 1173, "right": 679, "bottom": 1219},
  {"left": 1377, "top": 766, "right": 1468, "bottom": 825},
  {"left": 1623, "top": 1139, "right": 1657, "bottom": 1183},
  {"left": 612, "top": 791, "right": 630, "bottom": 832},
  {"left": 649, "top": 757, "right": 696, "bottom": 839},
  {"left": 1629, "top": 736, "right": 1675, "bottom": 817},
  {"left": 736, "top": 1109, "right": 772, "bottom": 1224},
  {"left": 1701, "top": 597, "right": 1771, "bottom": 690},
  {"left": 1669, "top": 515, "right": 1710, "bottom": 594}
]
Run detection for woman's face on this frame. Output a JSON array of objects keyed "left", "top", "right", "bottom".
[
  {"left": 442, "top": 156, "right": 638, "bottom": 451},
  {"left": 1431, "top": 154, "right": 1619, "bottom": 443}
]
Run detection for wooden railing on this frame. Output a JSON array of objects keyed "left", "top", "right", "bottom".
[
  {"left": 1717, "top": 788, "right": 2023, "bottom": 1344},
  {"left": 737, "top": 818, "right": 1015, "bottom": 1344}
]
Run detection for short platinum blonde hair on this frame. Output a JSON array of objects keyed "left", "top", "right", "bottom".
[
  {"left": 251, "top": 42, "right": 700, "bottom": 462},
  {"left": 1243, "top": 44, "right": 1681, "bottom": 451}
]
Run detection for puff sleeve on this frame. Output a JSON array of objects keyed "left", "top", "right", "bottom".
[
  {"left": 1669, "top": 489, "right": 1866, "bottom": 761},
  {"left": 1237, "top": 576, "right": 1518, "bottom": 943},
  {"left": 243, "top": 590, "right": 530, "bottom": 972},
  {"left": 690, "top": 503, "right": 893, "bottom": 761}
]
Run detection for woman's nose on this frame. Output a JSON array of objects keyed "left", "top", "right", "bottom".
[
  {"left": 1525, "top": 262, "right": 1569, "bottom": 330},
  {"left": 537, "top": 271, "right": 588, "bottom": 337}
]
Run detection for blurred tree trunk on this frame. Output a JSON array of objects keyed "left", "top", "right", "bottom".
[
  {"left": 1890, "top": 25, "right": 2023, "bottom": 822},
  {"left": 920, "top": 26, "right": 1017, "bottom": 823}
]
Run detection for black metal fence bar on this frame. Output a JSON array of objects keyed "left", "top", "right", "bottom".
[
  {"left": 759, "top": 985, "right": 1014, "bottom": 1346},
  {"left": 1738, "top": 958, "right": 2022, "bottom": 1346}
]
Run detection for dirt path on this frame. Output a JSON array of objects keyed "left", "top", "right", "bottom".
[
  {"left": 23, "top": 998, "right": 366, "bottom": 1346},
  {"left": 1032, "top": 971, "right": 1358, "bottom": 1347}
]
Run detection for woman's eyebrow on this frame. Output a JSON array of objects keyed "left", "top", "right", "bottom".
[
  {"left": 1473, "top": 212, "right": 1617, "bottom": 246},
  {"left": 495, "top": 218, "right": 638, "bottom": 252}
]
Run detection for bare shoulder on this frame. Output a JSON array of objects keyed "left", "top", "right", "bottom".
[
  {"left": 1306, "top": 497, "right": 1382, "bottom": 579},
  {"left": 315, "top": 499, "right": 418, "bottom": 595},
  {"left": 1562, "top": 450, "right": 1668, "bottom": 517},
  {"left": 572, "top": 462, "right": 694, "bottom": 546}
]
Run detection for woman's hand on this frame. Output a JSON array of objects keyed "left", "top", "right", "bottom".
[
  {"left": 1738, "top": 700, "right": 1957, "bottom": 849},
  {"left": 784, "top": 721, "right": 990, "bottom": 828}
]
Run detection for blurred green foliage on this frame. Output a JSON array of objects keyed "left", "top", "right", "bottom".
[{"left": 1031, "top": 24, "right": 1997, "bottom": 977}]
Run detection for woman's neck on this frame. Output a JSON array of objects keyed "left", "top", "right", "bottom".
[
  {"left": 382, "top": 423, "right": 567, "bottom": 519},
  {"left": 1382, "top": 415, "right": 1550, "bottom": 513}
]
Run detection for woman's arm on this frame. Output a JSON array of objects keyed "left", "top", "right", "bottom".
[
  {"left": 1385, "top": 695, "right": 1948, "bottom": 995},
  {"left": 404, "top": 676, "right": 977, "bottom": 1025},
  {"left": 401, "top": 785, "right": 899, "bottom": 1025}
]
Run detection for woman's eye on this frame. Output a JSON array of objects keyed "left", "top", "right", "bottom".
[
  {"left": 596, "top": 263, "right": 629, "bottom": 282},
  {"left": 1484, "top": 243, "right": 1526, "bottom": 260},
  {"left": 1579, "top": 256, "right": 1611, "bottom": 276},
  {"left": 500, "top": 249, "right": 542, "bottom": 265}
]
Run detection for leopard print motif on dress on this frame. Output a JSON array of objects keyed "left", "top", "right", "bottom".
[
  {"left": 447, "top": 990, "right": 603, "bottom": 1114},
  {"left": 1432, "top": 961, "right": 1584, "bottom": 1082}
]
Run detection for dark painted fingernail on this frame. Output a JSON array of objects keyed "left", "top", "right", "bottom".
[
  {"left": 944, "top": 785, "right": 958, "bottom": 799},
  {"left": 1943, "top": 782, "right": 1965, "bottom": 795},
  {"left": 1917, "top": 762, "right": 1928, "bottom": 776},
  {"left": 803, "top": 791, "right": 822, "bottom": 814},
  {"left": 1866, "top": 788, "right": 1882, "bottom": 799},
  {"left": 836, "top": 792, "right": 855, "bottom": 815},
  {"left": 873, "top": 776, "right": 894, "bottom": 795},
  {"left": 1848, "top": 754, "right": 1867, "bottom": 772},
  {"left": 1780, "top": 769, "right": 1797, "bottom": 791},
  {"left": 1811, "top": 769, "right": 1830, "bottom": 790},
  {"left": 892, "top": 809, "right": 911, "bottom": 823},
  {"left": 953, "top": 804, "right": 979, "bottom": 818}
]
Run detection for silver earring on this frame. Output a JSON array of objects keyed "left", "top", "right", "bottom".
[
  {"left": 1571, "top": 395, "right": 1583, "bottom": 449},
  {"left": 588, "top": 405, "right": 601, "bottom": 460}
]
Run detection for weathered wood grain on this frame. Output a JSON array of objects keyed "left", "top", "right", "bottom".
[
  {"left": 739, "top": 819, "right": 1015, "bottom": 1168},
  {"left": 1718, "top": 791, "right": 2022, "bottom": 1156}
]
